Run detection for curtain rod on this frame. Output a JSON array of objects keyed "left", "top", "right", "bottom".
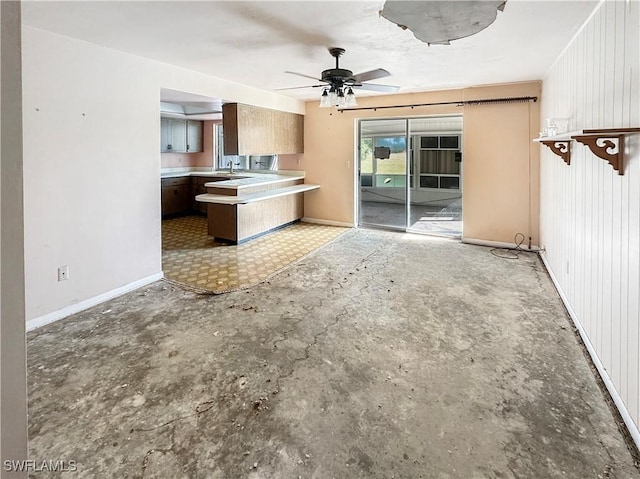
[{"left": 337, "top": 96, "right": 537, "bottom": 113}]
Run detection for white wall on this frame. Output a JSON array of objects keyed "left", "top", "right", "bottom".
[
  {"left": 539, "top": 0, "right": 640, "bottom": 445},
  {"left": 1, "top": 1, "right": 28, "bottom": 474},
  {"left": 21, "top": 26, "right": 304, "bottom": 322}
]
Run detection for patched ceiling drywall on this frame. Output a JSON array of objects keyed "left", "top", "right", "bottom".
[
  {"left": 381, "top": 0, "right": 506, "bottom": 45},
  {"left": 22, "top": 1, "right": 598, "bottom": 103}
]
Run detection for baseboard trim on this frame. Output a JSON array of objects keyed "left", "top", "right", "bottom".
[
  {"left": 26, "top": 272, "right": 164, "bottom": 332},
  {"left": 462, "top": 237, "right": 541, "bottom": 252},
  {"left": 301, "top": 217, "right": 354, "bottom": 228},
  {"left": 539, "top": 252, "right": 640, "bottom": 451}
]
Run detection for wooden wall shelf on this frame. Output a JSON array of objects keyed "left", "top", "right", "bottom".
[
  {"left": 572, "top": 134, "right": 624, "bottom": 175},
  {"left": 540, "top": 140, "right": 571, "bottom": 165},
  {"left": 534, "top": 128, "right": 640, "bottom": 175}
]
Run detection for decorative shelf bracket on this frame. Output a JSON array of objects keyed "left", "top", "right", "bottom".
[
  {"left": 572, "top": 134, "right": 624, "bottom": 175},
  {"left": 536, "top": 128, "right": 638, "bottom": 175},
  {"left": 541, "top": 140, "right": 571, "bottom": 165}
]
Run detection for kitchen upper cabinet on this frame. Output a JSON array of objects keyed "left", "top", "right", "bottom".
[
  {"left": 161, "top": 118, "right": 202, "bottom": 153},
  {"left": 161, "top": 118, "right": 171, "bottom": 152},
  {"left": 169, "top": 119, "right": 187, "bottom": 153},
  {"left": 222, "top": 103, "right": 303, "bottom": 155},
  {"left": 186, "top": 120, "right": 203, "bottom": 153}
]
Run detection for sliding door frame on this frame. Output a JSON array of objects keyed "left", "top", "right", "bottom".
[{"left": 356, "top": 117, "right": 411, "bottom": 231}]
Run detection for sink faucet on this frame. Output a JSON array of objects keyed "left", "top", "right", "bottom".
[{"left": 228, "top": 159, "right": 241, "bottom": 174}]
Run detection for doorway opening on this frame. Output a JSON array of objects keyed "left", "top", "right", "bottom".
[{"left": 357, "top": 116, "right": 463, "bottom": 237}]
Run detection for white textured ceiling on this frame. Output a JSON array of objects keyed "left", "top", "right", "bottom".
[{"left": 22, "top": 1, "right": 598, "bottom": 103}]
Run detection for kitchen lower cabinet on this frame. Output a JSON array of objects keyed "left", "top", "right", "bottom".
[
  {"left": 191, "top": 176, "right": 210, "bottom": 214},
  {"left": 161, "top": 177, "right": 192, "bottom": 216},
  {"left": 162, "top": 176, "right": 228, "bottom": 217}
]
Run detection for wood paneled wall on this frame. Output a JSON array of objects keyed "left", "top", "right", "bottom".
[
  {"left": 223, "top": 103, "right": 304, "bottom": 155},
  {"left": 539, "top": 0, "right": 640, "bottom": 445}
]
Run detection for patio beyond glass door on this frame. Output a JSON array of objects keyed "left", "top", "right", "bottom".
[{"left": 358, "top": 119, "right": 408, "bottom": 230}]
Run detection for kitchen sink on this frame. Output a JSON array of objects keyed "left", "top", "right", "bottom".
[{"left": 210, "top": 174, "right": 251, "bottom": 180}]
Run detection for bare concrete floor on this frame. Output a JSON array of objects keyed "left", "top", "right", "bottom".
[{"left": 28, "top": 229, "right": 639, "bottom": 478}]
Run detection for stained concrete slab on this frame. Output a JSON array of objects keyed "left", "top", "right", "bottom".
[{"left": 28, "top": 229, "right": 639, "bottom": 478}]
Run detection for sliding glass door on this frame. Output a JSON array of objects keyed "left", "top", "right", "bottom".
[
  {"left": 358, "top": 116, "right": 463, "bottom": 237},
  {"left": 358, "top": 119, "right": 408, "bottom": 230}
]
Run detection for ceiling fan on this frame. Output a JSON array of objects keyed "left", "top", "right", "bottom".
[{"left": 279, "top": 48, "right": 400, "bottom": 108}]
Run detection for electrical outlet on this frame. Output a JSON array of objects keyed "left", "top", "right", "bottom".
[{"left": 58, "top": 265, "right": 70, "bottom": 281}]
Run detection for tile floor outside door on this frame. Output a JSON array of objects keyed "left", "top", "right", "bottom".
[{"left": 360, "top": 199, "right": 462, "bottom": 236}]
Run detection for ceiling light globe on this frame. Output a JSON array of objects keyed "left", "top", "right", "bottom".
[
  {"left": 345, "top": 87, "right": 357, "bottom": 107},
  {"left": 319, "top": 89, "right": 331, "bottom": 108},
  {"left": 328, "top": 86, "right": 338, "bottom": 104},
  {"left": 335, "top": 88, "right": 346, "bottom": 108}
]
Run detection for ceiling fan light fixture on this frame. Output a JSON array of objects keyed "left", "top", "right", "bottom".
[
  {"left": 335, "top": 88, "right": 346, "bottom": 108},
  {"left": 328, "top": 85, "right": 338, "bottom": 104},
  {"left": 294, "top": 47, "right": 396, "bottom": 109},
  {"left": 345, "top": 87, "right": 357, "bottom": 107},
  {"left": 319, "top": 89, "right": 331, "bottom": 108}
]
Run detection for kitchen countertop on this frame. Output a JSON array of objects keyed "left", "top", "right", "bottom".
[
  {"left": 203, "top": 173, "right": 305, "bottom": 190},
  {"left": 160, "top": 170, "right": 304, "bottom": 182},
  {"left": 196, "top": 184, "right": 320, "bottom": 205}
]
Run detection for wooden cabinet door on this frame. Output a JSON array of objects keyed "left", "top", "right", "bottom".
[
  {"left": 187, "top": 121, "right": 203, "bottom": 153},
  {"left": 191, "top": 176, "right": 208, "bottom": 214},
  {"left": 167, "top": 119, "right": 187, "bottom": 153},
  {"left": 161, "top": 118, "right": 171, "bottom": 152},
  {"left": 175, "top": 184, "right": 191, "bottom": 212},
  {"left": 161, "top": 187, "right": 176, "bottom": 216},
  {"left": 161, "top": 177, "right": 191, "bottom": 216},
  {"left": 222, "top": 103, "right": 304, "bottom": 155},
  {"left": 161, "top": 119, "right": 202, "bottom": 154},
  {"left": 162, "top": 185, "right": 191, "bottom": 216}
]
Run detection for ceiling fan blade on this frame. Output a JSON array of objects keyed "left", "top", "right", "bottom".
[
  {"left": 355, "top": 83, "right": 400, "bottom": 93},
  {"left": 351, "top": 68, "right": 391, "bottom": 83},
  {"left": 284, "top": 71, "right": 324, "bottom": 82},
  {"left": 275, "top": 84, "right": 326, "bottom": 91}
]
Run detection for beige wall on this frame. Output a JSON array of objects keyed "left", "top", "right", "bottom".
[
  {"left": 462, "top": 82, "right": 540, "bottom": 245},
  {"left": 161, "top": 120, "right": 218, "bottom": 169},
  {"left": 302, "top": 82, "right": 540, "bottom": 244}
]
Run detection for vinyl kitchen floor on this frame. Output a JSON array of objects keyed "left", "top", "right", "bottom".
[{"left": 162, "top": 215, "right": 348, "bottom": 293}]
